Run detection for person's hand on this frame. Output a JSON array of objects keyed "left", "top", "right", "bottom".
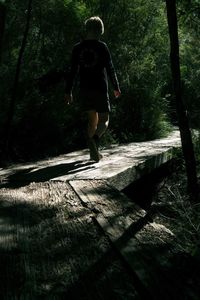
[
  {"left": 114, "top": 90, "right": 121, "bottom": 99},
  {"left": 64, "top": 93, "right": 73, "bottom": 105}
]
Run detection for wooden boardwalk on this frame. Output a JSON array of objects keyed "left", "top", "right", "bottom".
[
  {"left": 0, "top": 130, "right": 180, "bottom": 190},
  {"left": 1, "top": 130, "right": 192, "bottom": 300}
]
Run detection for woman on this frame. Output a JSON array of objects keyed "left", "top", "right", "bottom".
[{"left": 65, "top": 16, "right": 121, "bottom": 162}]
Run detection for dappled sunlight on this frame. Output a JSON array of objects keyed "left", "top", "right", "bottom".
[
  {"left": 0, "top": 129, "right": 181, "bottom": 190},
  {"left": 0, "top": 130, "right": 195, "bottom": 299},
  {"left": 0, "top": 160, "right": 96, "bottom": 188},
  {"left": 0, "top": 181, "right": 112, "bottom": 298}
]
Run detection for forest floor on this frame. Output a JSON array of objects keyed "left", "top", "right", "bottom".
[
  {"left": 144, "top": 167, "right": 200, "bottom": 300},
  {"left": 0, "top": 163, "right": 200, "bottom": 300}
]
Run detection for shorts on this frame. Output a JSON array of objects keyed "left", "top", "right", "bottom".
[{"left": 79, "top": 90, "right": 111, "bottom": 113}]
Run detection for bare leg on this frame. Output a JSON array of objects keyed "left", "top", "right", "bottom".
[
  {"left": 86, "top": 110, "right": 100, "bottom": 161},
  {"left": 95, "top": 112, "right": 109, "bottom": 137},
  {"left": 87, "top": 110, "right": 98, "bottom": 138},
  {"left": 92, "top": 112, "right": 109, "bottom": 160}
]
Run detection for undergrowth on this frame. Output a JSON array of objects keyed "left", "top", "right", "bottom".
[{"left": 155, "top": 162, "right": 200, "bottom": 261}]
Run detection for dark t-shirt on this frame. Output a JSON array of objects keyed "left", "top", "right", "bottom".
[{"left": 65, "top": 40, "right": 120, "bottom": 94}]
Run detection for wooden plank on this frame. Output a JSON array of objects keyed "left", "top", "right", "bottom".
[
  {"left": 1, "top": 130, "right": 181, "bottom": 188},
  {"left": 1, "top": 181, "right": 146, "bottom": 300},
  {"left": 69, "top": 179, "right": 146, "bottom": 219},
  {"left": 70, "top": 178, "right": 182, "bottom": 299},
  {"left": 0, "top": 182, "right": 111, "bottom": 299},
  {"left": 70, "top": 180, "right": 173, "bottom": 296},
  {"left": 96, "top": 212, "right": 182, "bottom": 300},
  {"left": 106, "top": 149, "right": 175, "bottom": 190}
]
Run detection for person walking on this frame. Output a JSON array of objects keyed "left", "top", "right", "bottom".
[{"left": 64, "top": 16, "right": 121, "bottom": 162}]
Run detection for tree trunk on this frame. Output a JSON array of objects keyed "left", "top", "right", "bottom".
[
  {"left": 165, "top": 0, "right": 199, "bottom": 201},
  {"left": 5, "top": 0, "right": 33, "bottom": 149},
  {"left": 0, "top": 2, "right": 6, "bottom": 61}
]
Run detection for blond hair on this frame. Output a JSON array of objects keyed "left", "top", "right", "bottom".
[{"left": 85, "top": 16, "right": 104, "bottom": 37}]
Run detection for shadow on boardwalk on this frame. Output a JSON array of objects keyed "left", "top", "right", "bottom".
[
  {"left": 0, "top": 181, "right": 141, "bottom": 300},
  {"left": 0, "top": 179, "right": 200, "bottom": 299},
  {"left": 1, "top": 160, "right": 95, "bottom": 188},
  {"left": 0, "top": 130, "right": 199, "bottom": 299}
]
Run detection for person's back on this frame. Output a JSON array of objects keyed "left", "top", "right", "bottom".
[
  {"left": 65, "top": 39, "right": 119, "bottom": 96},
  {"left": 73, "top": 39, "right": 111, "bottom": 92},
  {"left": 64, "top": 16, "right": 121, "bottom": 162}
]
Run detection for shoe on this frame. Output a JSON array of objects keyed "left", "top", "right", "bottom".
[
  {"left": 90, "top": 152, "right": 103, "bottom": 162},
  {"left": 92, "top": 134, "right": 103, "bottom": 160},
  {"left": 88, "top": 137, "right": 100, "bottom": 162},
  {"left": 93, "top": 134, "right": 100, "bottom": 149}
]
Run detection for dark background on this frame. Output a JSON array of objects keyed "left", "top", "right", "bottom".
[{"left": 0, "top": 0, "right": 200, "bottom": 162}]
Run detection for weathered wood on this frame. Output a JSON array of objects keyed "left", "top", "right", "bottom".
[
  {"left": 96, "top": 213, "right": 181, "bottom": 299},
  {"left": 0, "top": 182, "right": 116, "bottom": 299},
  {"left": 69, "top": 179, "right": 146, "bottom": 219},
  {"left": 0, "top": 134, "right": 198, "bottom": 299},
  {"left": 70, "top": 178, "right": 191, "bottom": 299},
  {"left": 1, "top": 130, "right": 181, "bottom": 191}
]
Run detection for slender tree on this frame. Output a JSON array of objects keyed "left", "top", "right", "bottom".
[
  {"left": 165, "top": 0, "right": 199, "bottom": 201},
  {"left": 5, "top": 0, "right": 33, "bottom": 149},
  {"left": 0, "top": 2, "right": 6, "bottom": 61}
]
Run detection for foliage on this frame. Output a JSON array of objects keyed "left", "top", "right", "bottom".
[
  {"left": 177, "top": 0, "right": 200, "bottom": 128},
  {"left": 0, "top": 0, "right": 87, "bottom": 160},
  {"left": 156, "top": 165, "right": 200, "bottom": 259},
  {"left": 0, "top": 0, "right": 199, "bottom": 161}
]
